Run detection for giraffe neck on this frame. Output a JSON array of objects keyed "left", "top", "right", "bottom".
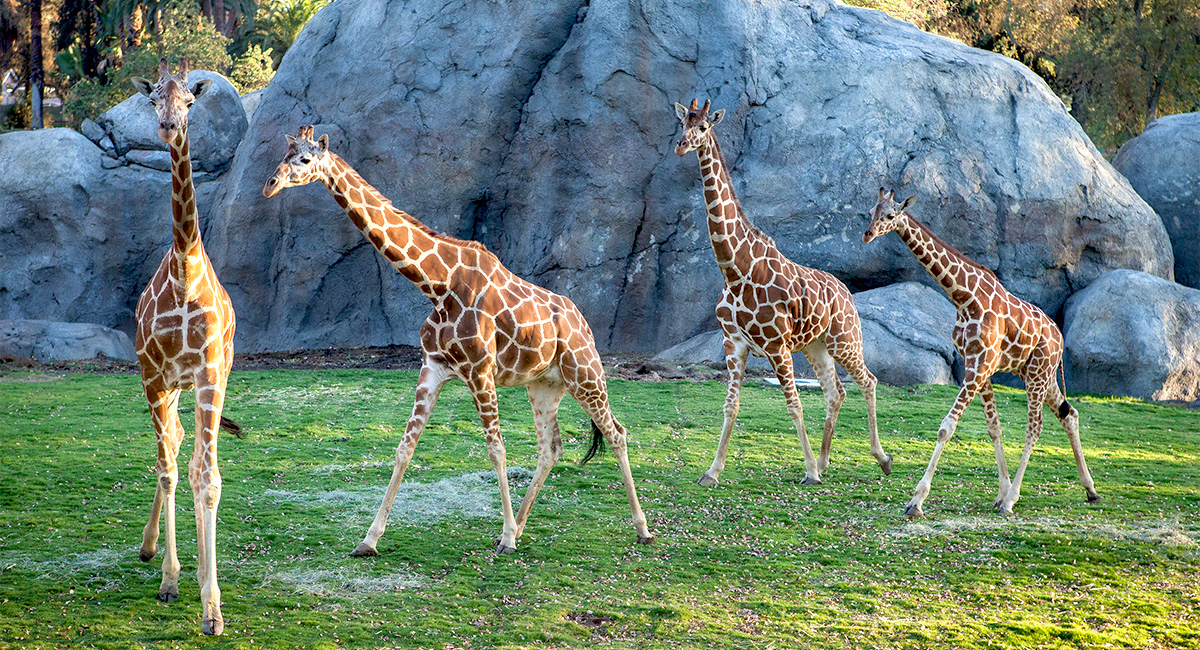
[
  {"left": 167, "top": 126, "right": 206, "bottom": 286},
  {"left": 893, "top": 213, "right": 978, "bottom": 307},
  {"left": 695, "top": 136, "right": 759, "bottom": 282},
  {"left": 321, "top": 154, "right": 453, "bottom": 301}
]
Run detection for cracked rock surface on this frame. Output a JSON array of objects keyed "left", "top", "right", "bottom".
[{"left": 208, "top": 0, "right": 1170, "bottom": 355}]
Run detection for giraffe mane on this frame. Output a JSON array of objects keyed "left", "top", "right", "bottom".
[{"left": 909, "top": 215, "right": 998, "bottom": 281}]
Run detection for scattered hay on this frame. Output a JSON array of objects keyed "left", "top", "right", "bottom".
[
  {"left": 243, "top": 383, "right": 381, "bottom": 409},
  {"left": 264, "top": 467, "right": 534, "bottom": 523},
  {"left": 272, "top": 567, "right": 425, "bottom": 596},
  {"left": 892, "top": 516, "right": 1198, "bottom": 547},
  {"left": 0, "top": 372, "right": 62, "bottom": 383},
  {"left": 310, "top": 459, "right": 394, "bottom": 475},
  {"left": 0, "top": 547, "right": 138, "bottom": 591}
]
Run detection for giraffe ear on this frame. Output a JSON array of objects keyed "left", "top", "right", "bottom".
[
  {"left": 190, "top": 78, "right": 213, "bottom": 100},
  {"left": 285, "top": 134, "right": 297, "bottom": 145},
  {"left": 130, "top": 76, "right": 154, "bottom": 97},
  {"left": 709, "top": 109, "right": 725, "bottom": 126},
  {"left": 674, "top": 102, "right": 689, "bottom": 121},
  {"left": 317, "top": 134, "right": 329, "bottom": 153},
  {"left": 878, "top": 187, "right": 887, "bottom": 201},
  {"left": 898, "top": 195, "right": 917, "bottom": 211}
]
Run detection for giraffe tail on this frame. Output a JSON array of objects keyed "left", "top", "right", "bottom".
[
  {"left": 219, "top": 415, "right": 245, "bottom": 439},
  {"left": 580, "top": 420, "right": 606, "bottom": 465},
  {"left": 1057, "top": 362, "right": 1073, "bottom": 419}
]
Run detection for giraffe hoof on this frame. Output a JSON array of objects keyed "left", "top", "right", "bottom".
[
  {"left": 902, "top": 503, "right": 924, "bottom": 518},
  {"left": 1086, "top": 490, "right": 1101, "bottom": 503},
  {"left": 157, "top": 586, "right": 178, "bottom": 603},
  {"left": 636, "top": 533, "right": 656, "bottom": 545},
  {"left": 495, "top": 543, "right": 517, "bottom": 555},
  {"left": 880, "top": 454, "right": 893, "bottom": 475},
  {"left": 200, "top": 615, "right": 224, "bottom": 636},
  {"left": 350, "top": 543, "right": 379, "bottom": 557},
  {"left": 800, "top": 476, "right": 822, "bottom": 486},
  {"left": 697, "top": 473, "right": 719, "bottom": 487},
  {"left": 996, "top": 503, "right": 1014, "bottom": 515},
  {"left": 139, "top": 546, "right": 157, "bottom": 562}
]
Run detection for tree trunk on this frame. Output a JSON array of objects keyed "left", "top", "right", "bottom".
[
  {"left": 29, "top": 0, "right": 43, "bottom": 130},
  {"left": 1145, "top": 75, "right": 1163, "bottom": 128},
  {"left": 213, "top": 0, "right": 226, "bottom": 36},
  {"left": 1071, "top": 82, "right": 1089, "bottom": 129}
]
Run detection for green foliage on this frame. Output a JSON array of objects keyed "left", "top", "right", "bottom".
[
  {"left": 1, "top": 369, "right": 1198, "bottom": 648},
  {"left": 228, "top": 42, "right": 273, "bottom": 93},
  {"left": 63, "top": 0, "right": 233, "bottom": 126},
  {"left": 0, "top": 92, "right": 31, "bottom": 131},
  {"left": 249, "top": 0, "right": 327, "bottom": 68}
]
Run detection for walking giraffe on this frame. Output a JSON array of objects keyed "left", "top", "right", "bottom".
[
  {"left": 131, "top": 58, "right": 239, "bottom": 635},
  {"left": 674, "top": 99, "right": 891, "bottom": 486},
  {"left": 864, "top": 189, "right": 1100, "bottom": 516},
  {"left": 263, "top": 126, "right": 654, "bottom": 554}
]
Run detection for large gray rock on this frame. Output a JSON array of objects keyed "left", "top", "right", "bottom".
[
  {"left": 653, "top": 282, "right": 959, "bottom": 386},
  {"left": 1064, "top": 270, "right": 1200, "bottom": 401},
  {"left": 0, "top": 128, "right": 223, "bottom": 335},
  {"left": 1113, "top": 112, "right": 1200, "bottom": 288},
  {"left": 206, "top": 0, "right": 1170, "bottom": 355},
  {"left": 0, "top": 319, "right": 136, "bottom": 362},
  {"left": 94, "top": 71, "right": 247, "bottom": 173},
  {"left": 855, "top": 282, "right": 959, "bottom": 386}
]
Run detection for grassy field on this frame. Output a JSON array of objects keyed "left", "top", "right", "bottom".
[{"left": 1, "top": 368, "right": 1198, "bottom": 649}]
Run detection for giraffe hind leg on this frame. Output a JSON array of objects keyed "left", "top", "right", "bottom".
[
  {"left": 514, "top": 380, "right": 567, "bottom": 540},
  {"left": 802, "top": 342, "right": 845, "bottom": 475},
  {"left": 1048, "top": 383, "right": 1100, "bottom": 503}
]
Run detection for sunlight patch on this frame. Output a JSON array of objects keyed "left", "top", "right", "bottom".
[
  {"left": 892, "top": 517, "right": 1199, "bottom": 546},
  {"left": 272, "top": 568, "right": 425, "bottom": 596},
  {"left": 263, "top": 467, "right": 534, "bottom": 523}
]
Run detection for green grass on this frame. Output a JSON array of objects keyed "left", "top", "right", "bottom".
[{"left": 1, "top": 369, "right": 1198, "bottom": 649}]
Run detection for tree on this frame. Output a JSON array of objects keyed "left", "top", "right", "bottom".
[
  {"left": 52, "top": 0, "right": 101, "bottom": 79},
  {"left": 249, "top": 0, "right": 325, "bottom": 68},
  {"left": 29, "top": 0, "right": 42, "bottom": 128}
]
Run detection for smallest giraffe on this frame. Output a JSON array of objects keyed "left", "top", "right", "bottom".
[{"left": 864, "top": 189, "right": 1100, "bottom": 517}]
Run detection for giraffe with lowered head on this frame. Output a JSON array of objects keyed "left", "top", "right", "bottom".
[
  {"left": 263, "top": 126, "right": 654, "bottom": 554},
  {"left": 130, "top": 58, "right": 240, "bottom": 636},
  {"left": 674, "top": 99, "right": 892, "bottom": 486},
  {"left": 864, "top": 189, "right": 1100, "bottom": 516}
]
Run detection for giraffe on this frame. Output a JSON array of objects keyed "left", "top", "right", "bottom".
[
  {"left": 673, "top": 99, "right": 892, "bottom": 486},
  {"left": 263, "top": 126, "right": 654, "bottom": 554},
  {"left": 129, "top": 58, "right": 239, "bottom": 635},
  {"left": 864, "top": 189, "right": 1100, "bottom": 516}
]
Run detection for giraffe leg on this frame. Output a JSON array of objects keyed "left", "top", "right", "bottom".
[
  {"left": 979, "top": 380, "right": 1012, "bottom": 510},
  {"left": 828, "top": 339, "right": 890, "bottom": 475},
  {"left": 700, "top": 337, "right": 749, "bottom": 486},
  {"left": 140, "top": 386, "right": 184, "bottom": 603},
  {"left": 996, "top": 382, "right": 1047, "bottom": 516},
  {"left": 353, "top": 360, "right": 452, "bottom": 556},
  {"left": 513, "top": 380, "right": 567, "bottom": 540},
  {"left": 769, "top": 351, "right": 821, "bottom": 484},
  {"left": 802, "top": 342, "right": 844, "bottom": 474},
  {"left": 905, "top": 363, "right": 991, "bottom": 517},
  {"left": 190, "top": 376, "right": 228, "bottom": 635},
  {"left": 1047, "top": 384, "right": 1100, "bottom": 503},
  {"left": 464, "top": 371, "right": 519, "bottom": 554}
]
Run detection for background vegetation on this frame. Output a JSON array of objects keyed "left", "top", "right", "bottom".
[{"left": 1, "top": 368, "right": 1197, "bottom": 648}]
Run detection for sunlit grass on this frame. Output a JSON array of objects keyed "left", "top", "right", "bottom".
[{"left": 1, "top": 369, "right": 1197, "bottom": 649}]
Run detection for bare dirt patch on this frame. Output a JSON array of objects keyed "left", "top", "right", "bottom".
[{"left": 565, "top": 611, "right": 613, "bottom": 628}]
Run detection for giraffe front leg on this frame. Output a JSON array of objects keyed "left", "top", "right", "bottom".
[
  {"left": 140, "top": 387, "right": 184, "bottom": 602},
  {"left": 353, "top": 360, "right": 451, "bottom": 556},
  {"left": 905, "top": 367, "right": 989, "bottom": 517},
  {"left": 191, "top": 381, "right": 226, "bottom": 635},
  {"left": 701, "top": 338, "right": 748, "bottom": 486},
  {"left": 467, "top": 373, "right": 518, "bottom": 553},
  {"left": 979, "top": 381, "right": 1012, "bottom": 510},
  {"left": 802, "top": 342, "right": 845, "bottom": 475},
  {"left": 769, "top": 352, "right": 820, "bottom": 484},
  {"left": 513, "top": 381, "right": 566, "bottom": 540}
]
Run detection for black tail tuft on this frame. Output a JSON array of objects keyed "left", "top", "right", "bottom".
[
  {"left": 580, "top": 420, "right": 606, "bottom": 465},
  {"left": 1058, "top": 400, "right": 1072, "bottom": 419},
  {"left": 220, "top": 415, "right": 245, "bottom": 439}
]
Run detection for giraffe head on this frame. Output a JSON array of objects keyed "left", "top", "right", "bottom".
[
  {"left": 130, "top": 58, "right": 213, "bottom": 145},
  {"left": 863, "top": 188, "right": 916, "bottom": 243},
  {"left": 263, "top": 125, "right": 331, "bottom": 198},
  {"left": 673, "top": 98, "right": 725, "bottom": 156}
]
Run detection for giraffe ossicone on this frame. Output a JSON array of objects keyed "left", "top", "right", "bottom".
[
  {"left": 130, "top": 57, "right": 237, "bottom": 636},
  {"left": 264, "top": 125, "right": 654, "bottom": 554},
  {"left": 674, "top": 98, "right": 892, "bottom": 486},
  {"left": 865, "top": 189, "right": 1100, "bottom": 517}
]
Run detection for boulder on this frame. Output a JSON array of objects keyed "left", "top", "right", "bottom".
[
  {"left": 0, "top": 319, "right": 136, "bottom": 362},
  {"left": 206, "top": 0, "right": 1170, "bottom": 354},
  {"left": 93, "top": 71, "right": 247, "bottom": 173},
  {"left": 240, "top": 89, "right": 264, "bottom": 121},
  {"left": 1063, "top": 270, "right": 1200, "bottom": 401},
  {"left": 854, "top": 282, "right": 959, "bottom": 386},
  {"left": 1113, "top": 112, "right": 1200, "bottom": 288},
  {"left": 0, "top": 128, "right": 222, "bottom": 336},
  {"left": 653, "top": 281, "right": 960, "bottom": 386}
]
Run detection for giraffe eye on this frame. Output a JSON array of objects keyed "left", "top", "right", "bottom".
[
  {"left": 187, "top": 100, "right": 194, "bottom": 108},
  {"left": 299, "top": 157, "right": 311, "bottom": 164}
]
